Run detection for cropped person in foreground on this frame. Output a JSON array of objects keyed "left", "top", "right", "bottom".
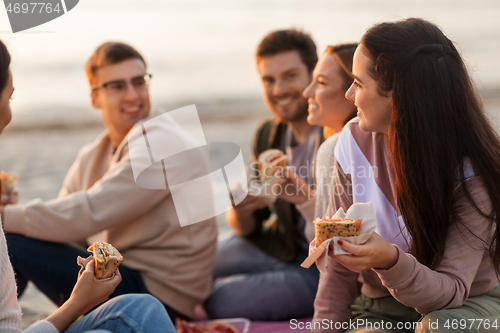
[{"left": 0, "top": 38, "right": 176, "bottom": 333}]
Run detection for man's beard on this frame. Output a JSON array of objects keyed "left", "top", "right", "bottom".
[{"left": 272, "top": 96, "right": 309, "bottom": 123}]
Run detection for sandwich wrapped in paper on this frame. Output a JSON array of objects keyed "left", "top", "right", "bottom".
[
  {"left": 313, "top": 217, "right": 362, "bottom": 249},
  {"left": 257, "top": 149, "right": 287, "bottom": 184},
  {"left": 77, "top": 241, "right": 123, "bottom": 279},
  {"left": 301, "top": 202, "right": 377, "bottom": 272}
]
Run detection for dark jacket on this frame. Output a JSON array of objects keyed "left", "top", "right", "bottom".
[{"left": 245, "top": 117, "right": 324, "bottom": 262}]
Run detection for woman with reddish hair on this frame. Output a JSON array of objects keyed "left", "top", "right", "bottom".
[{"left": 277, "top": 43, "right": 358, "bottom": 241}]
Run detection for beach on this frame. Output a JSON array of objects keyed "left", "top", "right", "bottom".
[{"left": 0, "top": 0, "right": 498, "bottom": 329}]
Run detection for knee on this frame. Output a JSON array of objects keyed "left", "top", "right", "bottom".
[
  {"left": 4, "top": 233, "right": 28, "bottom": 260},
  {"left": 204, "top": 284, "right": 248, "bottom": 319},
  {"left": 204, "top": 289, "right": 231, "bottom": 319},
  {"left": 5, "top": 233, "right": 25, "bottom": 250},
  {"left": 134, "top": 294, "right": 164, "bottom": 311},
  {"left": 113, "top": 294, "right": 163, "bottom": 311}
]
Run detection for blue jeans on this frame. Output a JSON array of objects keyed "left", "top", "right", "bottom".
[
  {"left": 204, "top": 235, "right": 319, "bottom": 321},
  {"left": 64, "top": 294, "right": 176, "bottom": 333},
  {"left": 5, "top": 234, "right": 177, "bottom": 321}
]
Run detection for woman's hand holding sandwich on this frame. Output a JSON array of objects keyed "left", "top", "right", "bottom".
[
  {"left": 331, "top": 232, "right": 399, "bottom": 272},
  {"left": 72, "top": 258, "right": 122, "bottom": 312},
  {"left": 45, "top": 259, "right": 121, "bottom": 332}
]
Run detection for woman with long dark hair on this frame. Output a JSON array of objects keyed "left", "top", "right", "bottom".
[
  {"left": 313, "top": 18, "right": 500, "bottom": 332},
  {"left": 0, "top": 39, "right": 175, "bottom": 333}
]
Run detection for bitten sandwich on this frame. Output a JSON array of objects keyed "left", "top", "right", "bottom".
[
  {"left": 313, "top": 217, "right": 362, "bottom": 249},
  {"left": 86, "top": 241, "right": 123, "bottom": 279},
  {"left": 257, "top": 149, "right": 287, "bottom": 184}
]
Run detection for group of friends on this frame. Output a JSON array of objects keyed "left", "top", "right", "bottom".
[{"left": 1, "top": 17, "right": 500, "bottom": 333}]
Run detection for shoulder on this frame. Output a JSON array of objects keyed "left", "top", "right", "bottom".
[
  {"left": 335, "top": 118, "right": 387, "bottom": 174},
  {"left": 337, "top": 117, "right": 373, "bottom": 149},
  {"left": 254, "top": 117, "right": 283, "bottom": 139},
  {"left": 456, "top": 174, "right": 490, "bottom": 204},
  {"left": 454, "top": 175, "right": 493, "bottom": 226},
  {"left": 75, "top": 130, "right": 111, "bottom": 160},
  {"left": 334, "top": 118, "right": 362, "bottom": 172},
  {"left": 335, "top": 117, "right": 359, "bottom": 152},
  {"left": 251, "top": 117, "right": 287, "bottom": 158},
  {"left": 320, "top": 132, "right": 341, "bottom": 151},
  {"left": 127, "top": 109, "right": 200, "bottom": 149},
  {"left": 317, "top": 133, "right": 340, "bottom": 167},
  {"left": 126, "top": 110, "right": 206, "bottom": 185}
]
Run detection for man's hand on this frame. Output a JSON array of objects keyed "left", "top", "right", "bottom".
[
  {"left": 226, "top": 195, "right": 267, "bottom": 237},
  {"left": 275, "top": 166, "right": 313, "bottom": 205},
  {"left": 233, "top": 195, "right": 267, "bottom": 218},
  {"left": 330, "top": 232, "right": 399, "bottom": 272}
]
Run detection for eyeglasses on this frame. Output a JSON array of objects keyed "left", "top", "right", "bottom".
[{"left": 92, "top": 74, "right": 152, "bottom": 95}]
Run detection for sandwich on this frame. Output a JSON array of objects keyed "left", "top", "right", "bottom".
[
  {"left": 86, "top": 241, "right": 123, "bottom": 279},
  {"left": 257, "top": 149, "right": 287, "bottom": 184},
  {"left": 313, "top": 217, "right": 362, "bottom": 249},
  {"left": 0, "top": 172, "right": 18, "bottom": 195}
]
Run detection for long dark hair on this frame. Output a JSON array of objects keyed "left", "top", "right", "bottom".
[
  {"left": 323, "top": 43, "right": 358, "bottom": 138},
  {"left": 0, "top": 40, "right": 11, "bottom": 96},
  {"left": 362, "top": 18, "right": 500, "bottom": 275}
]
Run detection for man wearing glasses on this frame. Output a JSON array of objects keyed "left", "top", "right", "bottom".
[{"left": 1, "top": 42, "right": 217, "bottom": 322}]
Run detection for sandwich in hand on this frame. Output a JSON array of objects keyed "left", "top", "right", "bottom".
[
  {"left": 257, "top": 149, "right": 287, "bottom": 184},
  {"left": 0, "top": 172, "right": 18, "bottom": 203},
  {"left": 84, "top": 241, "right": 123, "bottom": 279},
  {"left": 313, "top": 217, "right": 362, "bottom": 249}
]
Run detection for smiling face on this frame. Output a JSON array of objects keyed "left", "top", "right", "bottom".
[
  {"left": 91, "top": 58, "right": 150, "bottom": 147},
  {"left": 345, "top": 44, "right": 393, "bottom": 133},
  {"left": 0, "top": 69, "right": 14, "bottom": 134},
  {"left": 257, "top": 50, "right": 310, "bottom": 123},
  {"left": 303, "top": 53, "right": 355, "bottom": 133}
]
